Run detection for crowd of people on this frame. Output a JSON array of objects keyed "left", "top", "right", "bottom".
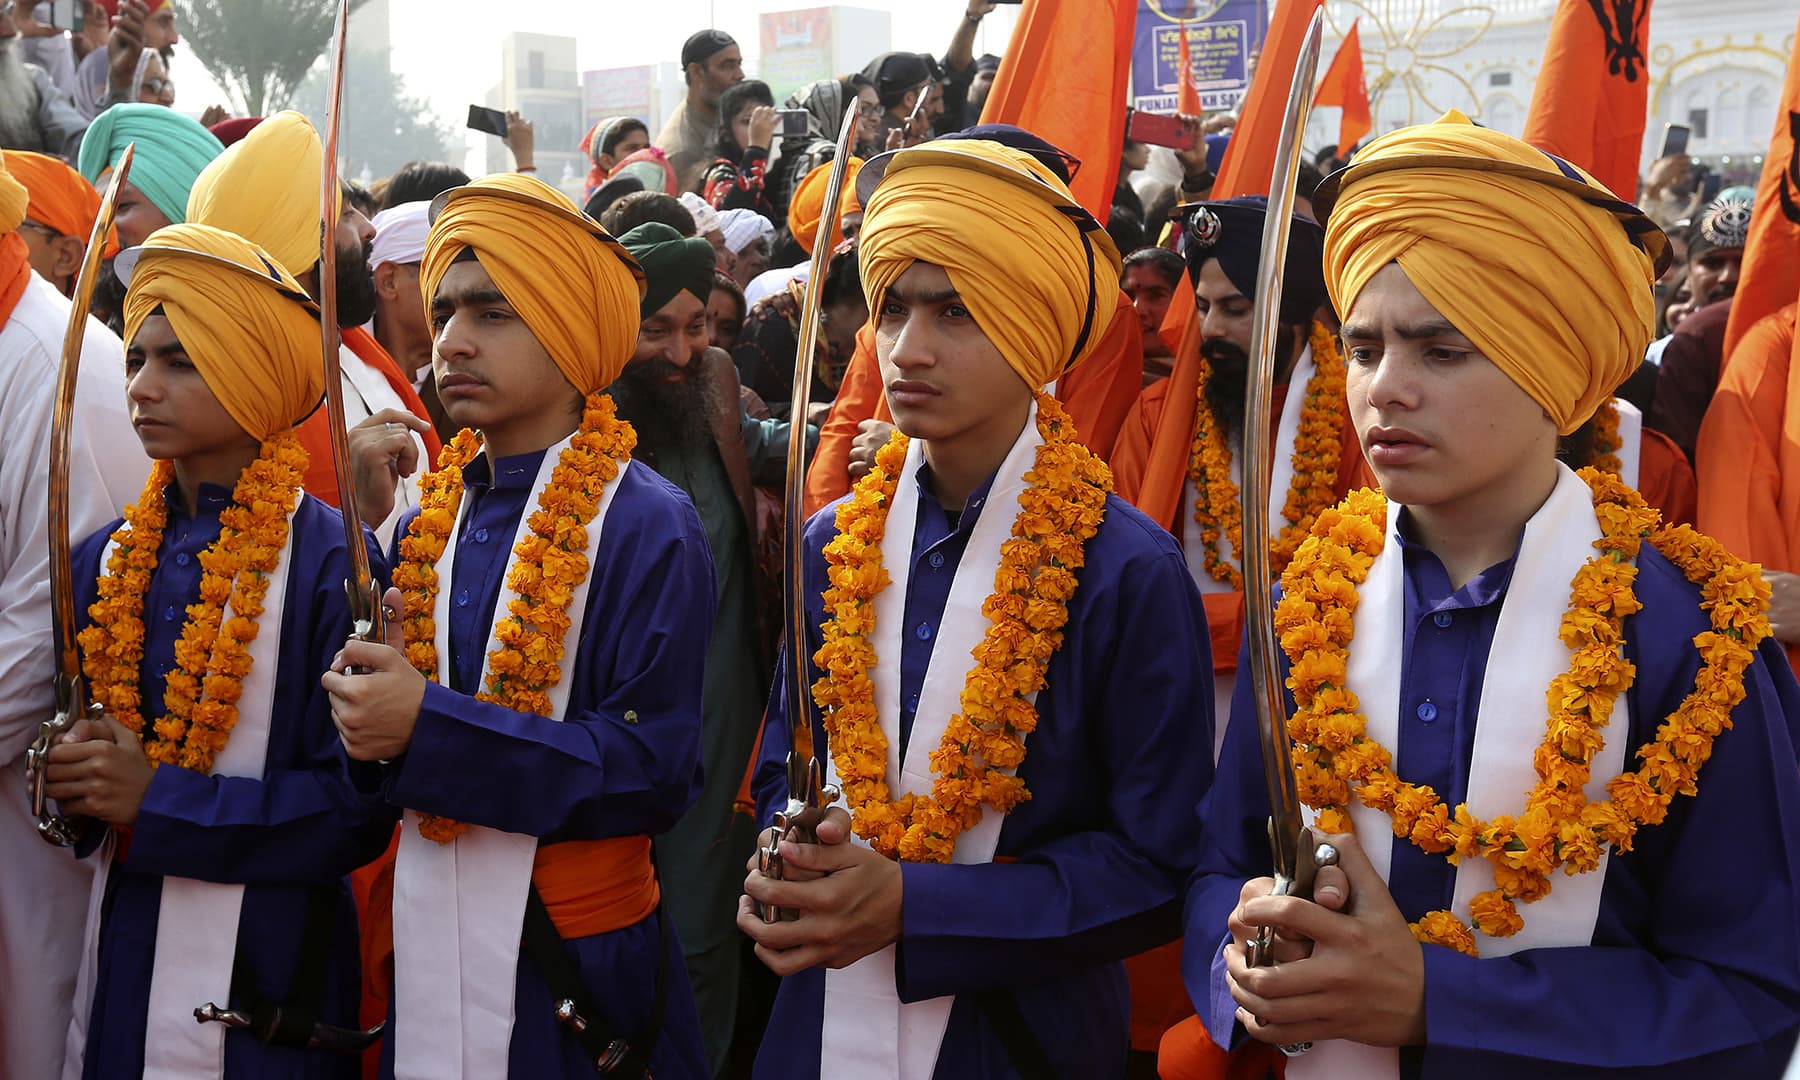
[{"left": 0, "top": 1, "right": 1797, "bottom": 1079}]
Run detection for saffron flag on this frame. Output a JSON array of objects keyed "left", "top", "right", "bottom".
[
  {"left": 979, "top": 0, "right": 1137, "bottom": 219},
  {"left": 1313, "top": 20, "right": 1371, "bottom": 158},
  {"left": 1210, "top": 0, "right": 1326, "bottom": 199},
  {"left": 1177, "top": 23, "right": 1202, "bottom": 116},
  {"left": 1721, "top": 9, "right": 1800, "bottom": 365},
  {"left": 1521, "top": 0, "right": 1653, "bottom": 201}
]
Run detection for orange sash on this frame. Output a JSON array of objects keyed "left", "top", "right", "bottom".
[
  {"left": 295, "top": 327, "right": 443, "bottom": 507},
  {"left": 0, "top": 232, "right": 32, "bottom": 327}
]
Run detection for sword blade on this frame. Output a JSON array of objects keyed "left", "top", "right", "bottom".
[
  {"left": 1239, "top": 9, "right": 1327, "bottom": 886},
  {"left": 31, "top": 142, "right": 136, "bottom": 845},
  {"left": 316, "top": 0, "right": 380, "bottom": 642}
]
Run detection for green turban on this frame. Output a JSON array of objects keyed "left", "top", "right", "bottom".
[
  {"left": 77, "top": 104, "right": 224, "bottom": 226},
  {"left": 617, "top": 221, "right": 716, "bottom": 318}
]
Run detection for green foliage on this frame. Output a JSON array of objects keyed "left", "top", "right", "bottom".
[{"left": 173, "top": 0, "right": 367, "bottom": 116}]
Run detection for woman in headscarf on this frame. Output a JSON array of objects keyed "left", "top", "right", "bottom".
[
  {"left": 578, "top": 115, "right": 649, "bottom": 200},
  {"left": 765, "top": 74, "right": 879, "bottom": 226},
  {"left": 699, "top": 78, "right": 777, "bottom": 219}
]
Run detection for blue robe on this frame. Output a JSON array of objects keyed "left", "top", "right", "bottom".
[
  {"left": 1186, "top": 515, "right": 1800, "bottom": 1077},
  {"left": 359, "top": 451, "right": 712, "bottom": 1080},
  {"left": 72, "top": 486, "right": 395, "bottom": 1080},
  {"left": 752, "top": 466, "right": 1216, "bottom": 1079}
]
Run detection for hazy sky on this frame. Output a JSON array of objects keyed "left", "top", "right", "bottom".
[{"left": 183, "top": 1, "right": 1022, "bottom": 162}]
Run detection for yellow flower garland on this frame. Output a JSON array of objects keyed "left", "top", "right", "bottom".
[
  {"left": 1278, "top": 469, "right": 1770, "bottom": 955},
  {"left": 1187, "top": 320, "right": 1346, "bottom": 588},
  {"left": 79, "top": 431, "right": 308, "bottom": 774},
  {"left": 812, "top": 392, "right": 1111, "bottom": 863},
  {"left": 393, "top": 392, "right": 635, "bottom": 843},
  {"left": 1588, "top": 399, "right": 1623, "bottom": 476}
]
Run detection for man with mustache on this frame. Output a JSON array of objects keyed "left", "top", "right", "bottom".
[
  {"left": 183, "top": 111, "right": 441, "bottom": 547},
  {"left": 613, "top": 220, "right": 772, "bottom": 1073}
]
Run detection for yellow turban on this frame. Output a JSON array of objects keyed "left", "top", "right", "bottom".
[
  {"left": 122, "top": 224, "right": 325, "bottom": 442},
  {"left": 1314, "top": 110, "right": 1669, "bottom": 434},
  {"left": 858, "top": 139, "right": 1122, "bottom": 390},
  {"left": 789, "top": 157, "right": 862, "bottom": 253},
  {"left": 0, "top": 151, "right": 30, "bottom": 231},
  {"left": 185, "top": 111, "right": 340, "bottom": 279},
  {"left": 421, "top": 173, "right": 645, "bottom": 394}
]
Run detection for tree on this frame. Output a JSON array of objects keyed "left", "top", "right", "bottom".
[
  {"left": 289, "top": 47, "right": 461, "bottom": 182},
  {"left": 175, "top": 0, "right": 368, "bottom": 116}
]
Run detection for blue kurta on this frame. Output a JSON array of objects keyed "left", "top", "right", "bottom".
[
  {"left": 752, "top": 466, "right": 1217, "bottom": 1079},
  {"left": 360, "top": 451, "right": 713, "bottom": 1080},
  {"left": 1186, "top": 514, "right": 1800, "bottom": 1077},
  {"left": 72, "top": 487, "right": 395, "bottom": 1080}
]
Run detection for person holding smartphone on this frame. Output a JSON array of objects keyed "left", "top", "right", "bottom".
[{"left": 701, "top": 78, "right": 779, "bottom": 221}]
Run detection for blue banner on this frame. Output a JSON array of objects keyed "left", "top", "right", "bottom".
[{"left": 1131, "top": 0, "right": 1269, "bottom": 114}]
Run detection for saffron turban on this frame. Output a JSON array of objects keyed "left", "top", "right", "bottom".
[
  {"left": 0, "top": 152, "right": 27, "bottom": 231},
  {"left": 618, "top": 222, "right": 716, "bottom": 319},
  {"left": 789, "top": 157, "right": 863, "bottom": 254},
  {"left": 422, "top": 173, "right": 646, "bottom": 394},
  {"left": 858, "top": 139, "right": 1121, "bottom": 390},
  {"left": 122, "top": 224, "right": 324, "bottom": 442},
  {"left": 77, "top": 104, "right": 223, "bottom": 226},
  {"left": 1314, "top": 110, "right": 1668, "bottom": 435},
  {"left": 6, "top": 150, "right": 102, "bottom": 242},
  {"left": 186, "top": 111, "right": 339, "bottom": 279}
]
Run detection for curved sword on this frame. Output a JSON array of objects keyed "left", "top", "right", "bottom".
[
  {"left": 1236, "top": 9, "right": 1340, "bottom": 971},
  {"left": 757, "top": 106, "right": 859, "bottom": 923},
  {"left": 26, "top": 142, "right": 136, "bottom": 847},
  {"left": 317, "top": 0, "right": 382, "bottom": 648}
]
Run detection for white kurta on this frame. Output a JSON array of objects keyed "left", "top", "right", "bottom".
[
  {"left": 335, "top": 342, "right": 424, "bottom": 548},
  {"left": 0, "top": 271, "right": 151, "bottom": 1080}
]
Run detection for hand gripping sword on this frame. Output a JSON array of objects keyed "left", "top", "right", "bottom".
[
  {"left": 756, "top": 106, "right": 859, "bottom": 923},
  {"left": 24, "top": 144, "right": 136, "bottom": 847},
  {"left": 316, "top": 0, "right": 384, "bottom": 651},
  {"left": 1237, "top": 9, "right": 1341, "bottom": 979}
]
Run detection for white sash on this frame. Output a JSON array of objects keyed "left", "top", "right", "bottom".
[
  {"left": 819, "top": 403, "right": 1048, "bottom": 1080},
  {"left": 1290, "top": 464, "right": 1630, "bottom": 1079},
  {"left": 1613, "top": 397, "right": 1643, "bottom": 490},
  {"left": 1181, "top": 346, "right": 1315, "bottom": 761},
  {"left": 392, "top": 440, "right": 628, "bottom": 1080},
  {"left": 62, "top": 491, "right": 301, "bottom": 1080}
]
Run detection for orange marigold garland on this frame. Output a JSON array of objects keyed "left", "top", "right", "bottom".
[
  {"left": 394, "top": 392, "right": 635, "bottom": 843},
  {"left": 79, "top": 431, "right": 308, "bottom": 774},
  {"left": 1187, "top": 320, "right": 1346, "bottom": 588},
  {"left": 1588, "top": 399, "right": 1623, "bottom": 475},
  {"left": 1277, "top": 469, "right": 1770, "bottom": 955},
  {"left": 812, "top": 392, "right": 1111, "bottom": 863}
]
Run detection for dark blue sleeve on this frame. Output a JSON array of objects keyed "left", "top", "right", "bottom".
[
  {"left": 383, "top": 489, "right": 714, "bottom": 840},
  {"left": 123, "top": 509, "right": 397, "bottom": 884}
]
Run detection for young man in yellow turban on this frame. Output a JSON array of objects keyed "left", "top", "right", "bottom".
[
  {"left": 322, "top": 173, "right": 710, "bottom": 1080},
  {"left": 1186, "top": 112, "right": 1800, "bottom": 1077},
  {"left": 737, "top": 138, "right": 1214, "bottom": 1079},
  {"left": 43, "top": 222, "right": 394, "bottom": 1080}
]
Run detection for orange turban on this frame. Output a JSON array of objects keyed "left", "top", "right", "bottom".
[
  {"left": 858, "top": 139, "right": 1121, "bottom": 390},
  {"left": 5, "top": 151, "right": 108, "bottom": 250},
  {"left": 1314, "top": 110, "right": 1668, "bottom": 434},
  {"left": 186, "top": 111, "right": 340, "bottom": 279},
  {"left": 0, "top": 151, "right": 29, "bottom": 232},
  {"left": 789, "top": 157, "right": 863, "bottom": 253},
  {"left": 122, "top": 224, "right": 325, "bottom": 442},
  {"left": 421, "top": 173, "right": 645, "bottom": 394}
]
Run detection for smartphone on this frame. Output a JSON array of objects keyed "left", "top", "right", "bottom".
[
  {"left": 1701, "top": 171, "right": 1723, "bottom": 203},
  {"left": 44, "top": 0, "right": 83, "bottom": 31},
  {"left": 1126, "top": 109, "right": 1197, "bottom": 151},
  {"left": 1658, "top": 122, "right": 1690, "bottom": 160},
  {"left": 777, "top": 109, "right": 810, "bottom": 138},
  {"left": 467, "top": 105, "right": 508, "bottom": 138}
]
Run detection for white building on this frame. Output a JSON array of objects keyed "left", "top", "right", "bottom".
[{"left": 485, "top": 32, "right": 587, "bottom": 195}]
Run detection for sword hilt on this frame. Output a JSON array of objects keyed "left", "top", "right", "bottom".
[
  {"left": 26, "top": 699, "right": 103, "bottom": 847},
  {"left": 1247, "top": 826, "right": 1339, "bottom": 967},
  {"left": 757, "top": 753, "right": 838, "bottom": 923},
  {"left": 196, "top": 1000, "right": 385, "bottom": 1053}
]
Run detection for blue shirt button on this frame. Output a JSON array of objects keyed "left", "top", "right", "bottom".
[
  {"left": 455, "top": 590, "right": 470, "bottom": 608},
  {"left": 914, "top": 622, "right": 933, "bottom": 641},
  {"left": 162, "top": 605, "right": 177, "bottom": 622},
  {"left": 1416, "top": 701, "right": 1438, "bottom": 723},
  {"left": 473, "top": 528, "right": 489, "bottom": 543},
  {"left": 906, "top": 693, "right": 919, "bottom": 712},
  {"left": 174, "top": 552, "right": 191, "bottom": 567},
  {"left": 1433, "top": 611, "right": 1453, "bottom": 628},
  {"left": 928, "top": 552, "right": 945, "bottom": 569}
]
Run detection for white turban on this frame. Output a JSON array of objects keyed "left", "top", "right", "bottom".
[
  {"left": 677, "top": 191, "right": 721, "bottom": 236},
  {"left": 719, "top": 208, "right": 774, "bottom": 254},
  {"left": 370, "top": 200, "right": 431, "bottom": 269}
]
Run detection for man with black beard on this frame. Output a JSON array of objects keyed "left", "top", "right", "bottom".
[
  {"left": 613, "top": 219, "right": 770, "bottom": 1075},
  {"left": 182, "top": 110, "right": 441, "bottom": 544}
]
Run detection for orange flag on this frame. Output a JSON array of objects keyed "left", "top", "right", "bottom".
[
  {"left": 1210, "top": 0, "right": 1325, "bottom": 199},
  {"left": 1722, "top": 9, "right": 1800, "bottom": 366},
  {"left": 980, "top": 0, "right": 1137, "bottom": 219},
  {"left": 1177, "top": 23, "right": 1202, "bottom": 116},
  {"left": 1521, "top": 0, "right": 1653, "bottom": 201},
  {"left": 1313, "top": 20, "right": 1370, "bottom": 157}
]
